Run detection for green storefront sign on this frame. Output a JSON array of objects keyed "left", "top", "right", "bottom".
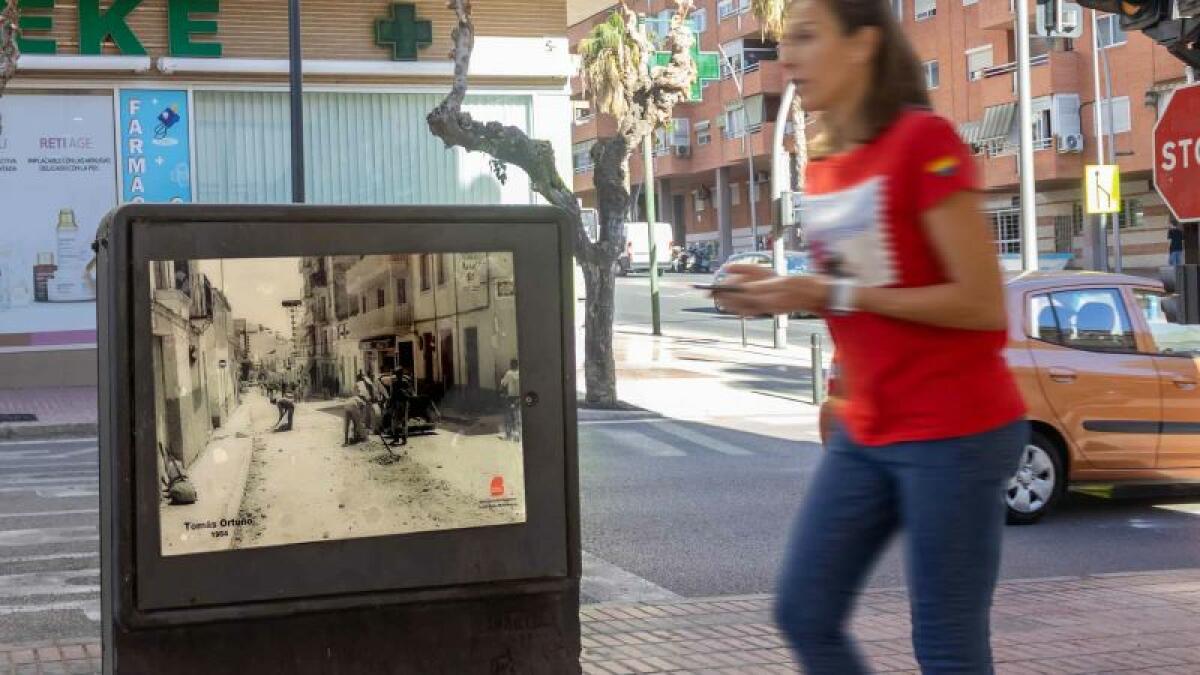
[{"left": 16, "top": 0, "right": 222, "bottom": 57}]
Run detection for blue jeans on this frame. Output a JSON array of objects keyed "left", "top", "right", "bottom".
[
  {"left": 774, "top": 420, "right": 1028, "bottom": 675},
  {"left": 1169, "top": 250, "right": 1184, "bottom": 266}
]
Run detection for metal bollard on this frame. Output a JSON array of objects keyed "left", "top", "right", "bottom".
[
  {"left": 811, "top": 333, "right": 825, "bottom": 406},
  {"left": 740, "top": 316, "right": 748, "bottom": 347}
]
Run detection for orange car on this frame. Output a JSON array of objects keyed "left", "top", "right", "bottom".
[{"left": 820, "top": 271, "right": 1200, "bottom": 524}]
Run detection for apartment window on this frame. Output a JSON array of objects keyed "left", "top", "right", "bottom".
[
  {"left": 966, "top": 46, "right": 993, "bottom": 81},
  {"left": 724, "top": 107, "right": 746, "bottom": 139},
  {"left": 963, "top": 0, "right": 978, "bottom": 5},
  {"left": 397, "top": 278, "right": 408, "bottom": 305},
  {"left": 1118, "top": 199, "right": 1145, "bottom": 230},
  {"left": 1072, "top": 202, "right": 1085, "bottom": 236},
  {"left": 718, "top": 0, "right": 737, "bottom": 19},
  {"left": 437, "top": 254, "right": 448, "bottom": 286},
  {"left": 730, "top": 182, "right": 741, "bottom": 206},
  {"left": 915, "top": 0, "right": 936, "bottom": 21},
  {"left": 377, "top": 288, "right": 385, "bottom": 309},
  {"left": 693, "top": 189, "right": 707, "bottom": 213},
  {"left": 1100, "top": 97, "right": 1132, "bottom": 134},
  {"left": 696, "top": 120, "right": 712, "bottom": 145},
  {"left": 420, "top": 254, "right": 431, "bottom": 291},
  {"left": 360, "top": 296, "right": 367, "bottom": 314},
  {"left": 989, "top": 209, "right": 1022, "bottom": 255},
  {"left": 892, "top": 0, "right": 904, "bottom": 21},
  {"left": 923, "top": 60, "right": 940, "bottom": 89},
  {"left": 1031, "top": 96, "right": 1053, "bottom": 149},
  {"left": 691, "top": 8, "right": 707, "bottom": 33},
  {"left": 1097, "top": 14, "right": 1127, "bottom": 49},
  {"left": 572, "top": 140, "right": 595, "bottom": 174}
]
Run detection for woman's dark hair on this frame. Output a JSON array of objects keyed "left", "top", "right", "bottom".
[{"left": 802, "top": 0, "right": 930, "bottom": 151}]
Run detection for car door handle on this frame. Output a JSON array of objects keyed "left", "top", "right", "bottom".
[
  {"left": 1048, "top": 367, "right": 1077, "bottom": 384},
  {"left": 1172, "top": 377, "right": 1197, "bottom": 391}
]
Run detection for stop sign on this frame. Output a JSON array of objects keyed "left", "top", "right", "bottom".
[{"left": 1154, "top": 83, "right": 1200, "bottom": 222}]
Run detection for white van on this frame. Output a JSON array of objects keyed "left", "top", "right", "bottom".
[{"left": 617, "top": 222, "right": 673, "bottom": 275}]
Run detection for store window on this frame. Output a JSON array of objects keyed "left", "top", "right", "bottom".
[{"left": 194, "top": 91, "right": 533, "bottom": 206}]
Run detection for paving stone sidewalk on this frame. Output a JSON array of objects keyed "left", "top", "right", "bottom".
[
  {"left": 5, "top": 570, "right": 1200, "bottom": 674},
  {"left": 0, "top": 387, "right": 97, "bottom": 439}
]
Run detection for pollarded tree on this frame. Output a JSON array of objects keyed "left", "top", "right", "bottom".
[{"left": 427, "top": 0, "right": 697, "bottom": 407}]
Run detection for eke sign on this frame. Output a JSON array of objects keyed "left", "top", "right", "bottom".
[{"left": 15, "top": 0, "right": 223, "bottom": 58}]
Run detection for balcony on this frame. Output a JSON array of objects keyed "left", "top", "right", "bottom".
[
  {"left": 978, "top": 137, "right": 1087, "bottom": 189},
  {"left": 979, "top": 50, "right": 1081, "bottom": 108},
  {"left": 719, "top": 60, "right": 785, "bottom": 100},
  {"left": 720, "top": 122, "right": 777, "bottom": 161},
  {"left": 978, "top": 0, "right": 1017, "bottom": 31},
  {"left": 572, "top": 112, "right": 617, "bottom": 143},
  {"left": 344, "top": 304, "right": 414, "bottom": 343}
]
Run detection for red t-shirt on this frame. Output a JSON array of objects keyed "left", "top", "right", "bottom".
[{"left": 804, "top": 109, "right": 1025, "bottom": 446}]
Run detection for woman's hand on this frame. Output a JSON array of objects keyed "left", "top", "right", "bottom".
[{"left": 714, "top": 269, "right": 831, "bottom": 317}]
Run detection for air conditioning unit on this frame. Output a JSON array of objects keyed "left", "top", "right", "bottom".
[
  {"left": 674, "top": 145, "right": 691, "bottom": 157},
  {"left": 1058, "top": 133, "right": 1084, "bottom": 154},
  {"left": 754, "top": 170, "right": 770, "bottom": 184}
]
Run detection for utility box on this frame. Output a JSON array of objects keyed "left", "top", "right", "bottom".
[{"left": 96, "top": 205, "right": 580, "bottom": 674}]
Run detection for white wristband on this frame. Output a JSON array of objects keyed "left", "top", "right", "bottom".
[{"left": 827, "top": 278, "right": 857, "bottom": 316}]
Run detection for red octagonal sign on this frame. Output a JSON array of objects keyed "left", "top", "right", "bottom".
[{"left": 1155, "top": 83, "right": 1200, "bottom": 222}]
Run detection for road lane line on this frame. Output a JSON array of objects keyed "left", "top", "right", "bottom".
[
  {"left": 656, "top": 422, "right": 753, "bottom": 456},
  {"left": 0, "top": 599, "right": 100, "bottom": 621},
  {"left": 0, "top": 509, "right": 99, "bottom": 520},
  {"left": 581, "top": 550, "right": 682, "bottom": 603},
  {"left": 0, "top": 439, "right": 97, "bottom": 447},
  {"left": 0, "top": 552, "right": 98, "bottom": 565},
  {"left": 0, "top": 527, "right": 97, "bottom": 547},
  {"left": 0, "top": 569, "right": 100, "bottom": 599}
]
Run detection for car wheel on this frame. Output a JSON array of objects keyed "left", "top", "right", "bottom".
[{"left": 1005, "top": 431, "right": 1065, "bottom": 526}]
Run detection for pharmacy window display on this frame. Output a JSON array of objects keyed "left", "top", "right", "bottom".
[{"left": 0, "top": 93, "right": 116, "bottom": 348}]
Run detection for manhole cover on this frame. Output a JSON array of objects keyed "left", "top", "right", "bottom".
[{"left": 0, "top": 413, "right": 37, "bottom": 423}]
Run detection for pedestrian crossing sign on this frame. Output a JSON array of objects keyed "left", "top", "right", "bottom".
[{"left": 1085, "top": 165, "right": 1121, "bottom": 215}]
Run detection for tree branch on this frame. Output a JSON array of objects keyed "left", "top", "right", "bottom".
[{"left": 427, "top": 0, "right": 595, "bottom": 264}]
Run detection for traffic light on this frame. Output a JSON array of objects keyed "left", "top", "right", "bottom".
[
  {"left": 1160, "top": 264, "right": 1200, "bottom": 324},
  {"left": 1074, "top": 0, "right": 1170, "bottom": 30}
]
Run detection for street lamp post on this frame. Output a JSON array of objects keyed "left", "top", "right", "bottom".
[{"left": 1015, "top": 0, "right": 1040, "bottom": 272}]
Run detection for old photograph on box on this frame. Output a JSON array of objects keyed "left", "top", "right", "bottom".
[{"left": 149, "top": 253, "right": 526, "bottom": 556}]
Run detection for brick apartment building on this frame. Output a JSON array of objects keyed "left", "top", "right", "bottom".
[{"left": 567, "top": 0, "right": 1194, "bottom": 273}]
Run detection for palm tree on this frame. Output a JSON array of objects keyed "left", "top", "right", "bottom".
[{"left": 578, "top": 11, "right": 642, "bottom": 122}]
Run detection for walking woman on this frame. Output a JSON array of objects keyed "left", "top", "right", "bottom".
[{"left": 713, "top": 1, "right": 1028, "bottom": 672}]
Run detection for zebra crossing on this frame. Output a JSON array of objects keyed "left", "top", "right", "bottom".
[
  {"left": 0, "top": 439, "right": 101, "bottom": 645},
  {"left": 579, "top": 417, "right": 815, "bottom": 459}
]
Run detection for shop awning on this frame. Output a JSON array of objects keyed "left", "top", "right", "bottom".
[
  {"left": 958, "top": 121, "right": 982, "bottom": 145},
  {"left": 977, "top": 102, "right": 1017, "bottom": 143}
]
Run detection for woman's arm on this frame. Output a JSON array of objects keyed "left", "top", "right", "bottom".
[{"left": 852, "top": 190, "right": 1007, "bottom": 331}]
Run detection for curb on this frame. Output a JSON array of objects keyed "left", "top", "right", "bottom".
[{"left": 0, "top": 421, "right": 98, "bottom": 441}]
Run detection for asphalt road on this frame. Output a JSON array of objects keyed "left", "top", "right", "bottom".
[
  {"left": 579, "top": 275, "right": 1200, "bottom": 601},
  {"left": 612, "top": 271, "right": 829, "bottom": 344},
  {"left": 0, "top": 438, "right": 99, "bottom": 645}
]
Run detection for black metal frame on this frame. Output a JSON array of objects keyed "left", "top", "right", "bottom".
[{"left": 98, "top": 204, "right": 580, "bottom": 631}]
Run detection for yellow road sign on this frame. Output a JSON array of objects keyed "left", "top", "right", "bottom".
[{"left": 1085, "top": 165, "right": 1121, "bottom": 215}]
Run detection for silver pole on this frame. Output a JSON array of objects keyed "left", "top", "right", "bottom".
[
  {"left": 1098, "top": 26, "right": 1121, "bottom": 272},
  {"left": 810, "top": 333, "right": 824, "bottom": 406},
  {"left": 1015, "top": 0, "right": 1039, "bottom": 272},
  {"left": 1090, "top": 9, "right": 1109, "bottom": 272},
  {"left": 769, "top": 82, "right": 795, "bottom": 349}
]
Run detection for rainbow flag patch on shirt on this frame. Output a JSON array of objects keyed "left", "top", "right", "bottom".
[{"left": 924, "top": 155, "right": 960, "bottom": 177}]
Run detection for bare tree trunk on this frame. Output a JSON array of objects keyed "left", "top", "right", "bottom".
[{"left": 581, "top": 260, "right": 617, "bottom": 404}]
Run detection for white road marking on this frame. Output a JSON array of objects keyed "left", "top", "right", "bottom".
[
  {"left": 0, "top": 599, "right": 100, "bottom": 621},
  {"left": 0, "top": 509, "right": 99, "bottom": 520},
  {"left": 0, "top": 438, "right": 97, "bottom": 447},
  {"left": 581, "top": 550, "right": 681, "bottom": 603},
  {"left": 0, "top": 569, "right": 99, "bottom": 599},
  {"left": 0, "top": 526, "right": 97, "bottom": 547},
  {"left": 0, "top": 552, "right": 98, "bottom": 565},
  {"left": 611, "top": 428, "right": 687, "bottom": 457},
  {"left": 656, "top": 422, "right": 752, "bottom": 456}
]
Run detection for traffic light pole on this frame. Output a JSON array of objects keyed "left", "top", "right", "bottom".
[
  {"left": 1090, "top": 8, "right": 1110, "bottom": 271},
  {"left": 643, "top": 136, "right": 662, "bottom": 337},
  {"left": 1016, "top": 0, "right": 1040, "bottom": 272}
]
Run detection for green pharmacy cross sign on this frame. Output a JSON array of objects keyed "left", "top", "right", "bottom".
[
  {"left": 375, "top": 3, "right": 433, "bottom": 61},
  {"left": 650, "top": 33, "right": 720, "bottom": 101}
]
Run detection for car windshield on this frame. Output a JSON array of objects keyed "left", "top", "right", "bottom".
[{"left": 1135, "top": 291, "right": 1200, "bottom": 355}]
